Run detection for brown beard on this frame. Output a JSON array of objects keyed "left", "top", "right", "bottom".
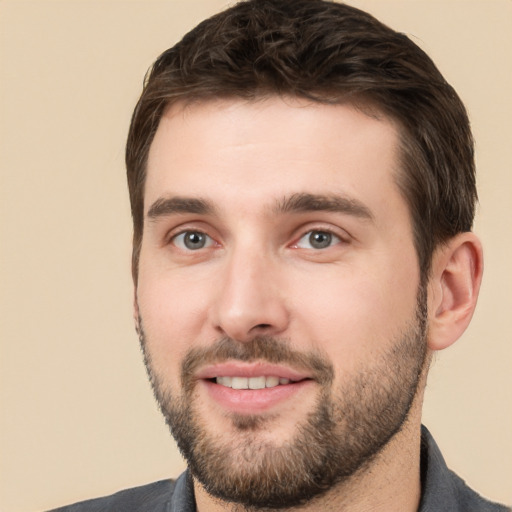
[{"left": 137, "top": 285, "right": 428, "bottom": 510}]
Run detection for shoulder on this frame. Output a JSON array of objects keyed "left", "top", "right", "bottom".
[
  {"left": 448, "top": 471, "right": 511, "bottom": 512},
  {"left": 47, "top": 479, "right": 175, "bottom": 512},
  {"left": 420, "top": 425, "right": 510, "bottom": 512}
]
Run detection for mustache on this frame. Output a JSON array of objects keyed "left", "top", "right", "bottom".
[{"left": 181, "top": 336, "right": 334, "bottom": 388}]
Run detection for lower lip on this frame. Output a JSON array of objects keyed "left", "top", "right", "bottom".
[{"left": 201, "top": 379, "right": 314, "bottom": 414}]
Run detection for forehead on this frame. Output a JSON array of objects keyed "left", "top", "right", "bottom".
[{"left": 145, "top": 96, "right": 404, "bottom": 221}]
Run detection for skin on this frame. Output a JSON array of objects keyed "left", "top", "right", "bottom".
[{"left": 135, "top": 97, "right": 483, "bottom": 511}]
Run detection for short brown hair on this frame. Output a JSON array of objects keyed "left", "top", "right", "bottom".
[{"left": 126, "top": 0, "right": 476, "bottom": 282}]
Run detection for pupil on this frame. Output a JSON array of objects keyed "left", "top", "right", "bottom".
[
  {"left": 310, "top": 231, "right": 331, "bottom": 249},
  {"left": 185, "top": 232, "right": 205, "bottom": 249}
]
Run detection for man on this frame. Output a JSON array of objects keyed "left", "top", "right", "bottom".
[{"left": 51, "top": 1, "right": 509, "bottom": 511}]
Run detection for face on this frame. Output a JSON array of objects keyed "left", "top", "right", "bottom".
[{"left": 136, "top": 97, "right": 428, "bottom": 508}]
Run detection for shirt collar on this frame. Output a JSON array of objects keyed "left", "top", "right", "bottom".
[
  {"left": 167, "top": 425, "right": 505, "bottom": 512},
  {"left": 418, "top": 424, "right": 460, "bottom": 511},
  {"left": 168, "top": 471, "right": 196, "bottom": 512}
]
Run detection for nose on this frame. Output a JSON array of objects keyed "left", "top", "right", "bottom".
[{"left": 210, "top": 248, "right": 290, "bottom": 342}]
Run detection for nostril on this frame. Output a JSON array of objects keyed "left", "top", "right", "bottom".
[
  {"left": 247, "top": 323, "right": 273, "bottom": 335},
  {"left": 254, "top": 323, "right": 272, "bottom": 330}
]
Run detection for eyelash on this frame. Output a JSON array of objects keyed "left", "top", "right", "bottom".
[
  {"left": 293, "top": 229, "right": 344, "bottom": 250},
  {"left": 168, "top": 226, "right": 348, "bottom": 252},
  {"left": 170, "top": 230, "right": 216, "bottom": 251}
]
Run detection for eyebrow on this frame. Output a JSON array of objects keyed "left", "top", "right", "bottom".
[
  {"left": 147, "top": 196, "right": 216, "bottom": 219},
  {"left": 274, "top": 193, "right": 374, "bottom": 221},
  {"left": 146, "top": 192, "right": 374, "bottom": 222}
]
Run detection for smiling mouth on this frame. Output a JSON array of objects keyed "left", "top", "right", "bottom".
[
  {"left": 200, "top": 370, "right": 315, "bottom": 414},
  {"left": 213, "top": 376, "right": 304, "bottom": 390}
]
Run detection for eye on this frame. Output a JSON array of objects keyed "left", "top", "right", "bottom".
[
  {"left": 295, "top": 230, "right": 341, "bottom": 250},
  {"left": 172, "top": 231, "right": 215, "bottom": 250}
]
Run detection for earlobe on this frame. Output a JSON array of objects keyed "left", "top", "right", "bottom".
[{"left": 427, "top": 232, "right": 483, "bottom": 351}]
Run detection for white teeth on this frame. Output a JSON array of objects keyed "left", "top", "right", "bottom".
[
  {"left": 248, "top": 376, "right": 266, "bottom": 389},
  {"left": 215, "top": 376, "right": 293, "bottom": 389},
  {"left": 231, "top": 377, "right": 248, "bottom": 390},
  {"left": 265, "top": 376, "right": 279, "bottom": 388}
]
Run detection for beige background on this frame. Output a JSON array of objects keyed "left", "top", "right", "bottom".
[{"left": 1, "top": 1, "right": 511, "bottom": 511}]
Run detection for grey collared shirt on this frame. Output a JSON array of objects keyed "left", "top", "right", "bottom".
[{"left": 49, "top": 426, "right": 509, "bottom": 512}]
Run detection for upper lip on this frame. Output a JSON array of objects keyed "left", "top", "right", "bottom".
[{"left": 195, "top": 361, "right": 312, "bottom": 381}]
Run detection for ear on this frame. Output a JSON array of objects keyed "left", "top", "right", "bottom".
[{"left": 427, "top": 232, "right": 483, "bottom": 351}]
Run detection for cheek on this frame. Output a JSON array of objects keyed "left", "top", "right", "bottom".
[
  {"left": 290, "top": 257, "right": 420, "bottom": 370},
  {"left": 136, "top": 270, "right": 213, "bottom": 379}
]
